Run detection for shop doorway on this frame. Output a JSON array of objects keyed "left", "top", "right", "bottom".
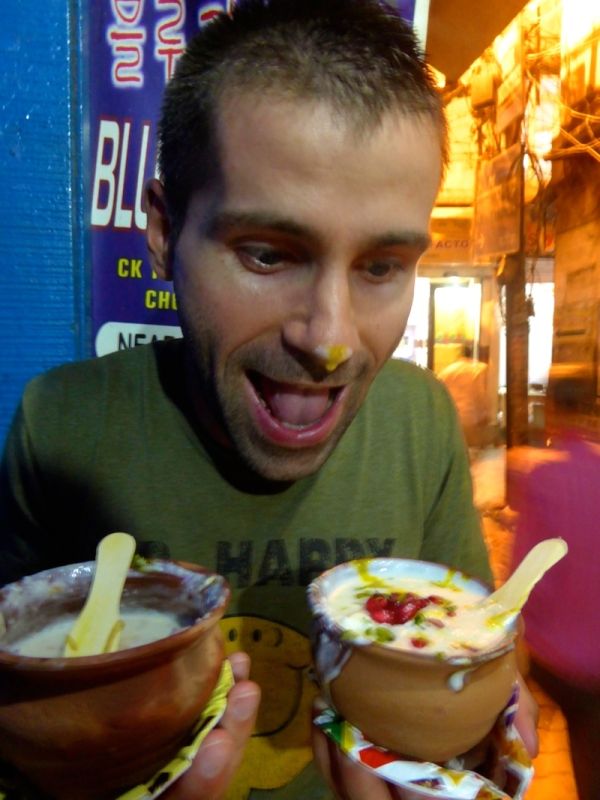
[
  {"left": 394, "top": 276, "right": 484, "bottom": 374},
  {"left": 428, "top": 280, "right": 482, "bottom": 374},
  {"left": 394, "top": 273, "right": 498, "bottom": 430},
  {"left": 394, "top": 269, "right": 555, "bottom": 444}
]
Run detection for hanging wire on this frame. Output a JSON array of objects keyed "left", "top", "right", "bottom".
[
  {"left": 522, "top": 66, "right": 600, "bottom": 164},
  {"left": 554, "top": 127, "right": 600, "bottom": 163},
  {"left": 525, "top": 69, "right": 600, "bottom": 125}
]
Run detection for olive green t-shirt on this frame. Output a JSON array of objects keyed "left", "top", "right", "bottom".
[{"left": 0, "top": 340, "right": 491, "bottom": 799}]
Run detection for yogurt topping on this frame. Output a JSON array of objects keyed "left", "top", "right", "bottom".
[
  {"left": 6, "top": 609, "right": 184, "bottom": 658},
  {"left": 324, "top": 572, "right": 512, "bottom": 658}
]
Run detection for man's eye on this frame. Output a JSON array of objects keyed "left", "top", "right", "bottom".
[
  {"left": 362, "top": 260, "right": 403, "bottom": 281},
  {"left": 236, "top": 244, "right": 291, "bottom": 272}
]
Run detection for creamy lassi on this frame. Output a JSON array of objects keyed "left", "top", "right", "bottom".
[
  {"left": 322, "top": 567, "right": 511, "bottom": 658},
  {"left": 7, "top": 608, "right": 184, "bottom": 658}
]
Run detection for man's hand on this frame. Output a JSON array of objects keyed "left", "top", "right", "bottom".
[
  {"left": 163, "top": 651, "right": 260, "bottom": 800},
  {"left": 515, "top": 672, "right": 539, "bottom": 758},
  {"left": 313, "top": 726, "right": 402, "bottom": 800},
  {"left": 313, "top": 670, "right": 540, "bottom": 800}
]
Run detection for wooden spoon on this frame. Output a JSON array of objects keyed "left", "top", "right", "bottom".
[
  {"left": 482, "top": 537, "right": 568, "bottom": 624},
  {"left": 63, "top": 532, "right": 136, "bottom": 658}
]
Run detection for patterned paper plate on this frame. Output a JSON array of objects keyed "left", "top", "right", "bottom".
[{"left": 313, "top": 685, "right": 534, "bottom": 800}]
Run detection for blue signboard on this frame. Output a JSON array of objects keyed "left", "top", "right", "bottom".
[{"left": 89, "top": 1, "right": 236, "bottom": 355}]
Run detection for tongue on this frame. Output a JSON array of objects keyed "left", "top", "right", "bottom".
[{"left": 259, "top": 376, "right": 331, "bottom": 426}]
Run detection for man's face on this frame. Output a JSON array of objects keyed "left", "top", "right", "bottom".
[{"left": 148, "top": 94, "right": 442, "bottom": 482}]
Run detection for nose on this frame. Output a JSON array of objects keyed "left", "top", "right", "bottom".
[{"left": 282, "top": 266, "right": 359, "bottom": 371}]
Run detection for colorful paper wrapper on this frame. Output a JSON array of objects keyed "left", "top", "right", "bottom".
[
  {"left": 0, "top": 660, "right": 234, "bottom": 800},
  {"left": 314, "top": 685, "right": 534, "bottom": 800}
]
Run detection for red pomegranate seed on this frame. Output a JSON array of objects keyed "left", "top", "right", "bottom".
[
  {"left": 392, "top": 597, "right": 428, "bottom": 624},
  {"left": 369, "top": 606, "right": 396, "bottom": 624},
  {"left": 365, "top": 592, "right": 436, "bottom": 626},
  {"left": 426, "top": 595, "right": 445, "bottom": 605},
  {"left": 365, "top": 594, "right": 386, "bottom": 613}
]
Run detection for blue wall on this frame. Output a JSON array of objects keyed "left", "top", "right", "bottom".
[{"left": 0, "top": 0, "right": 87, "bottom": 447}]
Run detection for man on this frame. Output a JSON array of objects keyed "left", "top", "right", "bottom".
[
  {"left": 438, "top": 342, "right": 492, "bottom": 452},
  {"left": 0, "top": 1, "right": 536, "bottom": 797}
]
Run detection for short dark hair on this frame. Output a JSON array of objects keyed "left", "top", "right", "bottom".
[{"left": 158, "top": 0, "right": 447, "bottom": 238}]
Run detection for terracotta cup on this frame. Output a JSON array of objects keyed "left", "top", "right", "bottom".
[
  {"left": 0, "top": 560, "right": 230, "bottom": 799},
  {"left": 307, "top": 558, "right": 518, "bottom": 763}
]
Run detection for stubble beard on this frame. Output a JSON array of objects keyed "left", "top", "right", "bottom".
[{"left": 183, "top": 338, "right": 371, "bottom": 484}]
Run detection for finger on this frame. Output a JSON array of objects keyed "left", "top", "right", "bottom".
[
  {"left": 219, "top": 679, "right": 261, "bottom": 753},
  {"left": 312, "top": 727, "right": 394, "bottom": 800},
  {"left": 162, "top": 680, "right": 260, "bottom": 800},
  {"left": 163, "top": 729, "right": 235, "bottom": 800},
  {"left": 228, "top": 650, "right": 251, "bottom": 682},
  {"left": 313, "top": 725, "right": 346, "bottom": 797},
  {"left": 515, "top": 675, "right": 539, "bottom": 758},
  {"left": 201, "top": 680, "right": 260, "bottom": 795}
]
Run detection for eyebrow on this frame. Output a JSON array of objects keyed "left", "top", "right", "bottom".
[
  {"left": 368, "top": 230, "right": 432, "bottom": 252},
  {"left": 207, "top": 210, "right": 431, "bottom": 252},
  {"left": 207, "top": 210, "right": 312, "bottom": 241}
]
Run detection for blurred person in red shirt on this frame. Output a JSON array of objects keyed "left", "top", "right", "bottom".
[{"left": 510, "top": 364, "right": 600, "bottom": 800}]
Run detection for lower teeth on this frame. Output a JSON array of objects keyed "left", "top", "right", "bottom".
[{"left": 281, "top": 420, "right": 311, "bottom": 430}]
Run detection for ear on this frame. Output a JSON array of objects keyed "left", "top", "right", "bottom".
[{"left": 144, "top": 178, "right": 174, "bottom": 281}]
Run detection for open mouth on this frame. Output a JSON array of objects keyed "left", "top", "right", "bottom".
[
  {"left": 244, "top": 370, "right": 350, "bottom": 449},
  {"left": 248, "top": 371, "right": 341, "bottom": 430}
]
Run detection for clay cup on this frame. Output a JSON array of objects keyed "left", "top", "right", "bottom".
[
  {"left": 308, "top": 558, "right": 518, "bottom": 763},
  {"left": 0, "top": 559, "right": 230, "bottom": 799}
]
